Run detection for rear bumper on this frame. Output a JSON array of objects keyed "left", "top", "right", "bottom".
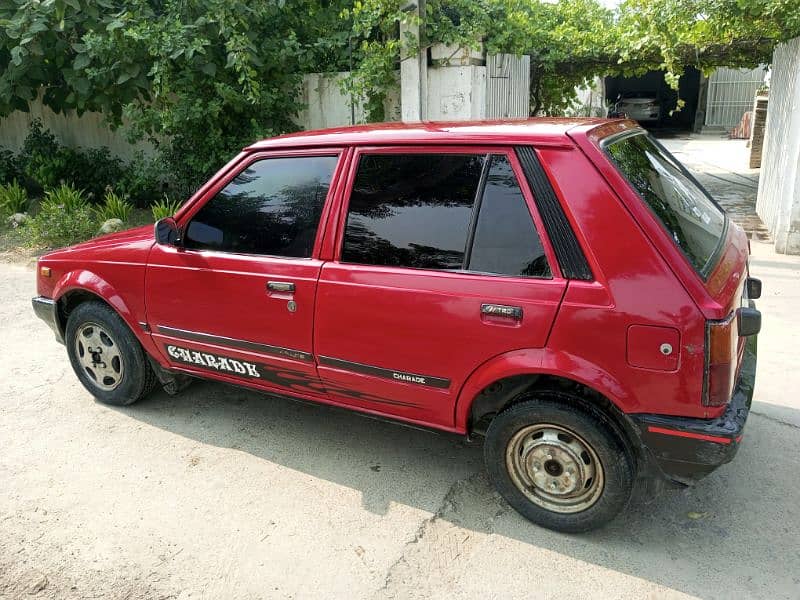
[
  {"left": 32, "top": 296, "right": 64, "bottom": 343},
  {"left": 630, "top": 335, "right": 757, "bottom": 486}
]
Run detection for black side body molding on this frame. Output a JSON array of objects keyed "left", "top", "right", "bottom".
[{"left": 515, "top": 146, "right": 593, "bottom": 280}]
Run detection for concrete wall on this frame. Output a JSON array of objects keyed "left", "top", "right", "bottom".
[
  {"left": 426, "top": 65, "right": 487, "bottom": 120},
  {"left": 295, "top": 72, "right": 400, "bottom": 130},
  {"left": 0, "top": 93, "right": 153, "bottom": 161},
  {"left": 0, "top": 57, "right": 526, "bottom": 161},
  {"left": 756, "top": 36, "right": 800, "bottom": 254}
]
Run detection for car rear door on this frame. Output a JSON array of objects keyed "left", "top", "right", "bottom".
[
  {"left": 145, "top": 149, "right": 346, "bottom": 398},
  {"left": 314, "top": 146, "right": 567, "bottom": 429}
]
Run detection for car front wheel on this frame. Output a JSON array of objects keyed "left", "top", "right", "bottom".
[
  {"left": 484, "top": 392, "right": 635, "bottom": 533},
  {"left": 65, "top": 301, "right": 157, "bottom": 406}
]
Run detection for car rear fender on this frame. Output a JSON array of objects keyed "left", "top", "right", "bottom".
[{"left": 453, "top": 347, "right": 632, "bottom": 432}]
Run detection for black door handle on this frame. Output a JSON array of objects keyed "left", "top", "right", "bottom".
[{"left": 267, "top": 281, "right": 295, "bottom": 293}]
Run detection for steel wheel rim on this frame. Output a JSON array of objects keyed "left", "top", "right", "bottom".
[
  {"left": 75, "top": 322, "right": 124, "bottom": 391},
  {"left": 505, "top": 423, "right": 604, "bottom": 514}
]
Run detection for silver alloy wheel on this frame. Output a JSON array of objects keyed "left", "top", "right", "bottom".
[
  {"left": 506, "top": 423, "right": 604, "bottom": 514},
  {"left": 75, "top": 322, "right": 124, "bottom": 391}
]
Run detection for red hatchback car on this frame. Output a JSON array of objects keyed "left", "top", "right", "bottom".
[{"left": 32, "top": 119, "right": 760, "bottom": 532}]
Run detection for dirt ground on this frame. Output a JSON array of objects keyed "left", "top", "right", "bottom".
[{"left": 2, "top": 135, "right": 799, "bottom": 599}]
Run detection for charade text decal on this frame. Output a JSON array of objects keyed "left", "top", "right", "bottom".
[
  {"left": 392, "top": 372, "right": 426, "bottom": 385},
  {"left": 166, "top": 345, "right": 261, "bottom": 378}
]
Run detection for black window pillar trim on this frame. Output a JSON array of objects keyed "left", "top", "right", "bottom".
[
  {"left": 462, "top": 153, "right": 492, "bottom": 271},
  {"left": 515, "top": 146, "right": 593, "bottom": 281}
]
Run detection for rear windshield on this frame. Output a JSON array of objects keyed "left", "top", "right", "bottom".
[{"left": 605, "top": 132, "right": 726, "bottom": 276}]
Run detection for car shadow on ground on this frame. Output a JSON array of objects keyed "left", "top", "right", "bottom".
[{"left": 118, "top": 380, "right": 799, "bottom": 598}]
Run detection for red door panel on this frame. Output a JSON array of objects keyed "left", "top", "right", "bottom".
[
  {"left": 313, "top": 145, "right": 567, "bottom": 429},
  {"left": 144, "top": 148, "right": 348, "bottom": 398},
  {"left": 314, "top": 265, "right": 566, "bottom": 427},
  {"left": 146, "top": 247, "right": 324, "bottom": 393}
]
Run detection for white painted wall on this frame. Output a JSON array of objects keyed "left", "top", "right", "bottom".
[
  {"left": 0, "top": 56, "right": 527, "bottom": 161},
  {"left": 295, "top": 72, "right": 400, "bottom": 130},
  {"left": 0, "top": 93, "right": 153, "bottom": 161},
  {"left": 426, "top": 65, "right": 487, "bottom": 120},
  {"left": 756, "top": 36, "right": 800, "bottom": 254}
]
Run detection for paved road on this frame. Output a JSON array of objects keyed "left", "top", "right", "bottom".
[{"left": 1, "top": 242, "right": 799, "bottom": 599}]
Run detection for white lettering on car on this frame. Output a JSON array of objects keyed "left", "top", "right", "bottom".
[{"left": 165, "top": 345, "right": 261, "bottom": 379}]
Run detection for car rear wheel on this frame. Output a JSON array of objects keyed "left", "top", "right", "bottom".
[
  {"left": 65, "top": 301, "right": 157, "bottom": 406},
  {"left": 484, "top": 392, "right": 634, "bottom": 533}
]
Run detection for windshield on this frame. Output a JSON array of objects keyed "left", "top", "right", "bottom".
[{"left": 605, "top": 132, "right": 727, "bottom": 276}]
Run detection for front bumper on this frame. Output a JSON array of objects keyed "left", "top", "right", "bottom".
[
  {"left": 630, "top": 335, "right": 757, "bottom": 486},
  {"left": 32, "top": 296, "right": 64, "bottom": 343}
]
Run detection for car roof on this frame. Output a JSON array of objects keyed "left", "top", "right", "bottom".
[{"left": 245, "top": 118, "right": 611, "bottom": 151}]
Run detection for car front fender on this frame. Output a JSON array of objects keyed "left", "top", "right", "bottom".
[{"left": 52, "top": 269, "right": 142, "bottom": 343}]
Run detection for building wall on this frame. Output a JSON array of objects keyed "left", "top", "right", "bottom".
[
  {"left": 0, "top": 93, "right": 153, "bottom": 161},
  {"left": 0, "top": 58, "right": 527, "bottom": 161},
  {"left": 756, "top": 36, "right": 800, "bottom": 254},
  {"left": 426, "top": 65, "right": 487, "bottom": 120},
  {"left": 295, "top": 72, "right": 401, "bottom": 130}
]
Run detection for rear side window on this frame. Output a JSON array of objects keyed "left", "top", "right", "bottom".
[
  {"left": 184, "top": 155, "right": 338, "bottom": 257},
  {"left": 605, "top": 133, "right": 726, "bottom": 275},
  {"left": 467, "top": 156, "right": 550, "bottom": 278},
  {"left": 341, "top": 154, "right": 483, "bottom": 270},
  {"left": 341, "top": 152, "right": 550, "bottom": 278}
]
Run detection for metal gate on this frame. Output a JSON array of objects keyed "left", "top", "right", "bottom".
[
  {"left": 705, "top": 67, "right": 767, "bottom": 128},
  {"left": 485, "top": 54, "right": 530, "bottom": 118}
]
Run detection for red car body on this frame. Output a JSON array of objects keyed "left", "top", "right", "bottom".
[{"left": 33, "top": 119, "right": 759, "bottom": 492}]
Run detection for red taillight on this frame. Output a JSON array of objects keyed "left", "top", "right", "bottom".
[{"left": 704, "top": 315, "right": 737, "bottom": 407}]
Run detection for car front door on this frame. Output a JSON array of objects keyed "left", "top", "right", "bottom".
[
  {"left": 314, "top": 147, "right": 567, "bottom": 429},
  {"left": 145, "top": 149, "right": 345, "bottom": 399}
]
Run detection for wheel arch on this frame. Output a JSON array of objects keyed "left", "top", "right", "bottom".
[
  {"left": 454, "top": 349, "right": 642, "bottom": 460},
  {"left": 52, "top": 270, "right": 141, "bottom": 344}
]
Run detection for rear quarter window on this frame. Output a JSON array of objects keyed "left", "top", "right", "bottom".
[{"left": 604, "top": 132, "right": 727, "bottom": 277}]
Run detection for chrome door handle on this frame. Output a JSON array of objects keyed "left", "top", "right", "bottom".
[
  {"left": 267, "top": 281, "right": 295, "bottom": 293},
  {"left": 481, "top": 303, "right": 523, "bottom": 320}
]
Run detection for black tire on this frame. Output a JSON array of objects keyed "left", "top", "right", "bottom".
[
  {"left": 484, "top": 391, "right": 634, "bottom": 533},
  {"left": 65, "top": 301, "right": 157, "bottom": 406}
]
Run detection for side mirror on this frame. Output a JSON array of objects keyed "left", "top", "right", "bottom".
[
  {"left": 746, "top": 277, "right": 762, "bottom": 300},
  {"left": 737, "top": 307, "right": 761, "bottom": 337},
  {"left": 155, "top": 217, "right": 182, "bottom": 247}
]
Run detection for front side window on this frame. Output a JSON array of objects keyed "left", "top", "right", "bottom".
[
  {"left": 184, "top": 155, "right": 338, "bottom": 257},
  {"left": 341, "top": 152, "right": 551, "bottom": 278},
  {"left": 605, "top": 133, "right": 726, "bottom": 275}
]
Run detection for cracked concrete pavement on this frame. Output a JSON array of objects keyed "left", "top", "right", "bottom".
[{"left": 2, "top": 135, "right": 799, "bottom": 599}]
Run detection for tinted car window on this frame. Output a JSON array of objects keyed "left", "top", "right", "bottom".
[
  {"left": 341, "top": 154, "right": 484, "bottom": 270},
  {"left": 467, "top": 155, "right": 551, "bottom": 278},
  {"left": 606, "top": 133, "right": 726, "bottom": 275},
  {"left": 184, "top": 155, "right": 338, "bottom": 257}
]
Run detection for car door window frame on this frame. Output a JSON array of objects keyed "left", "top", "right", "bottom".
[
  {"left": 175, "top": 148, "right": 347, "bottom": 261},
  {"left": 333, "top": 145, "right": 563, "bottom": 280}
]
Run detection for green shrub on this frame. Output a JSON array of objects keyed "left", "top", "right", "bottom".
[
  {"left": 151, "top": 195, "right": 183, "bottom": 221},
  {"left": 0, "top": 148, "right": 21, "bottom": 185},
  {"left": 0, "top": 180, "right": 29, "bottom": 216},
  {"left": 44, "top": 183, "right": 89, "bottom": 212},
  {"left": 29, "top": 186, "right": 97, "bottom": 248},
  {"left": 118, "top": 151, "right": 167, "bottom": 208},
  {"left": 75, "top": 148, "right": 124, "bottom": 201},
  {"left": 96, "top": 190, "right": 133, "bottom": 223},
  {"left": 17, "top": 120, "right": 125, "bottom": 201},
  {"left": 19, "top": 119, "right": 63, "bottom": 190}
]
